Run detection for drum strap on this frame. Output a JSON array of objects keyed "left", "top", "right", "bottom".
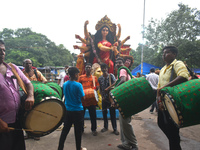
[
  {"left": 8, "top": 63, "right": 28, "bottom": 94},
  {"left": 170, "top": 66, "right": 175, "bottom": 82},
  {"left": 109, "top": 74, "right": 112, "bottom": 86},
  {"left": 115, "top": 66, "right": 132, "bottom": 86},
  {"left": 92, "top": 76, "right": 95, "bottom": 87}
]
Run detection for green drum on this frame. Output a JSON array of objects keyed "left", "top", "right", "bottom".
[
  {"left": 161, "top": 79, "right": 200, "bottom": 128},
  {"left": 45, "top": 82, "right": 63, "bottom": 98},
  {"left": 19, "top": 81, "right": 62, "bottom": 104},
  {"left": 19, "top": 81, "right": 65, "bottom": 137},
  {"left": 31, "top": 81, "right": 61, "bottom": 104},
  {"left": 110, "top": 77, "right": 156, "bottom": 118}
]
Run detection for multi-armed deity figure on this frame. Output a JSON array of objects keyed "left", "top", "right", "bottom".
[{"left": 74, "top": 15, "right": 133, "bottom": 75}]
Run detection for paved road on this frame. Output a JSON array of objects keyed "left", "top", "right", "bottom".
[{"left": 25, "top": 108, "right": 200, "bottom": 150}]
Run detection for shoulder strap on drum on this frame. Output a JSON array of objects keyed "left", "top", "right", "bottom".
[
  {"left": 115, "top": 66, "right": 133, "bottom": 86},
  {"left": 8, "top": 63, "right": 28, "bottom": 94},
  {"left": 170, "top": 65, "right": 175, "bottom": 82},
  {"left": 34, "top": 69, "right": 39, "bottom": 80},
  {"left": 109, "top": 74, "right": 112, "bottom": 86},
  {"left": 92, "top": 76, "right": 95, "bottom": 87},
  {"left": 186, "top": 66, "right": 198, "bottom": 79}
]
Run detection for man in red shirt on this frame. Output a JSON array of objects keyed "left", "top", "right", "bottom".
[{"left": 79, "top": 63, "right": 99, "bottom": 136}]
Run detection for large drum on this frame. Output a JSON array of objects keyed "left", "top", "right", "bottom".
[
  {"left": 82, "top": 88, "right": 98, "bottom": 107},
  {"left": 21, "top": 96, "right": 66, "bottom": 137},
  {"left": 46, "top": 82, "right": 63, "bottom": 98},
  {"left": 161, "top": 79, "right": 200, "bottom": 128},
  {"left": 19, "top": 81, "right": 66, "bottom": 137},
  {"left": 110, "top": 77, "right": 155, "bottom": 118},
  {"left": 31, "top": 81, "right": 61, "bottom": 103}
]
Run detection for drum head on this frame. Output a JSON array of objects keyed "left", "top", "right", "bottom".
[
  {"left": 23, "top": 97, "right": 66, "bottom": 137},
  {"left": 163, "top": 94, "right": 180, "bottom": 128}
]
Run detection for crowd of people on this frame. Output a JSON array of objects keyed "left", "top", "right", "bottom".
[
  {"left": 57, "top": 45, "right": 198, "bottom": 150},
  {"left": 0, "top": 18, "right": 199, "bottom": 150}
]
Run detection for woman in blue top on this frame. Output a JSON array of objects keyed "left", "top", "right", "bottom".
[{"left": 58, "top": 67, "right": 86, "bottom": 150}]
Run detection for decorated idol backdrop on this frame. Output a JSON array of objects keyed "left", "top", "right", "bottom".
[{"left": 74, "top": 15, "right": 133, "bottom": 76}]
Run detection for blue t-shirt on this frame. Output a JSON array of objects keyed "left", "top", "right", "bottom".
[{"left": 63, "top": 80, "right": 85, "bottom": 111}]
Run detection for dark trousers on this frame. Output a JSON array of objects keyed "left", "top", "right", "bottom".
[
  {"left": 58, "top": 110, "right": 84, "bottom": 150},
  {"left": 158, "top": 110, "right": 181, "bottom": 150},
  {"left": 102, "top": 100, "right": 117, "bottom": 131},
  {"left": 150, "top": 90, "right": 158, "bottom": 112},
  {"left": 83, "top": 105, "right": 97, "bottom": 132},
  {"left": 0, "top": 121, "right": 25, "bottom": 150},
  {"left": 150, "top": 101, "right": 158, "bottom": 112}
]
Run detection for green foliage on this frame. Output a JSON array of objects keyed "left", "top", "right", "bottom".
[
  {"left": 136, "top": 3, "right": 200, "bottom": 69},
  {"left": 0, "top": 28, "right": 73, "bottom": 67}
]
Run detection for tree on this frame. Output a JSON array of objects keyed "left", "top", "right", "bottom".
[
  {"left": 140, "top": 3, "right": 200, "bottom": 68},
  {"left": 0, "top": 28, "right": 73, "bottom": 67}
]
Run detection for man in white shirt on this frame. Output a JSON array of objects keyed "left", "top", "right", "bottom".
[
  {"left": 146, "top": 68, "right": 159, "bottom": 113},
  {"left": 58, "top": 65, "right": 69, "bottom": 87}
]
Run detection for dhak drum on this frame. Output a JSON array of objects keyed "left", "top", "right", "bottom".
[
  {"left": 82, "top": 88, "right": 98, "bottom": 107},
  {"left": 110, "top": 77, "right": 155, "bottom": 118},
  {"left": 161, "top": 79, "right": 200, "bottom": 128},
  {"left": 46, "top": 82, "right": 63, "bottom": 98},
  {"left": 20, "top": 81, "right": 66, "bottom": 137},
  {"left": 22, "top": 97, "right": 66, "bottom": 137}
]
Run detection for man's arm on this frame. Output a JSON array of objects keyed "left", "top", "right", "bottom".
[
  {"left": 37, "top": 70, "right": 47, "bottom": 83},
  {"left": 157, "top": 76, "right": 187, "bottom": 111},
  {"left": 0, "top": 118, "right": 9, "bottom": 133},
  {"left": 13, "top": 64, "right": 35, "bottom": 110},
  {"left": 57, "top": 79, "right": 61, "bottom": 85},
  {"left": 25, "top": 82, "right": 34, "bottom": 110},
  {"left": 115, "top": 76, "right": 126, "bottom": 87},
  {"left": 157, "top": 76, "right": 187, "bottom": 97}
]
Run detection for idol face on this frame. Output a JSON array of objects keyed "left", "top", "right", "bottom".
[{"left": 101, "top": 27, "right": 109, "bottom": 37}]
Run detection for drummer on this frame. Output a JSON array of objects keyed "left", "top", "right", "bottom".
[
  {"left": 157, "top": 46, "right": 189, "bottom": 150},
  {"left": 78, "top": 63, "right": 99, "bottom": 136},
  {"left": 112, "top": 57, "right": 138, "bottom": 150},
  {"left": 23, "top": 59, "right": 47, "bottom": 83},
  {"left": 22, "top": 58, "right": 47, "bottom": 140},
  {"left": 0, "top": 40, "right": 34, "bottom": 150},
  {"left": 98, "top": 63, "right": 119, "bottom": 135}
]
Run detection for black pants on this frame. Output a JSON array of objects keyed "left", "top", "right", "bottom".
[
  {"left": 158, "top": 110, "right": 181, "bottom": 150},
  {"left": 83, "top": 105, "right": 97, "bottom": 132},
  {"left": 102, "top": 100, "right": 117, "bottom": 131},
  {"left": 0, "top": 121, "right": 25, "bottom": 150},
  {"left": 150, "top": 90, "right": 158, "bottom": 112},
  {"left": 58, "top": 110, "right": 84, "bottom": 150},
  {"left": 150, "top": 101, "right": 158, "bottom": 112}
]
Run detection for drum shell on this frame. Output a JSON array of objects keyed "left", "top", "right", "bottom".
[
  {"left": 19, "top": 81, "right": 64, "bottom": 137},
  {"left": 21, "top": 97, "right": 66, "bottom": 137},
  {"left": 82, "top": 88, "right": 98, "bottom": 107},
  {"left": 45, "top": 82, "right": 63, "bottom": 98},
  {"left": 19, "top": 81, "right": 61, "bottom": 109},
  {"left": 31, "top": 81, "right": 61, "bottom": 104},
  {"left": 161, "top": 79, "right": 200, "bottom": 128},
  {"left": 110, "top": 77, "right": 155, "bottom": 118}
]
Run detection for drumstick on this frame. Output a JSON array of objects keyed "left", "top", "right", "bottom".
[{"left": 8, "top": 127, "right": 43, "bottom": 132}]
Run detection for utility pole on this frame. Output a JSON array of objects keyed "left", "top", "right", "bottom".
[{"left": 141, "top": 0, "right": 145, "bottom": 75}]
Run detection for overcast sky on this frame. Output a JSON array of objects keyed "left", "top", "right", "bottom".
[{"left": 1, "top": 0, "right": 199, "bottom": 54}]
